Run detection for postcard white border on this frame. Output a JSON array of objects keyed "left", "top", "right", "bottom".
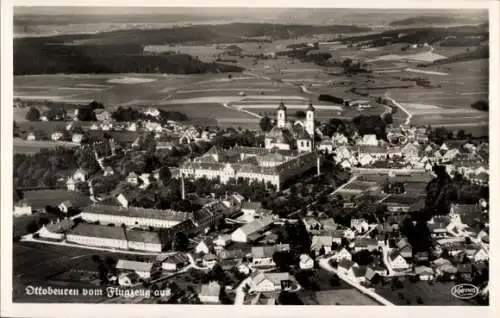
[{"left": 2, "top": 0, "right": 499, "bottom": 317}]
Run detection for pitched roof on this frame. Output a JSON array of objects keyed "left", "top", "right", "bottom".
[
  {"left": 252, "top": 244, "right": 290, "bottom": 258},
  {"left": 82, "top": 204, "right": 190, "bottom": 222},
  {"left": 116, "top": 259, "right": 153, "bottom": 272},
  {"left": 354, "top": 238, "right": 378, "bottom": 248},
  {"left": 233, "top": 216, "right": 274, "bottom": 236},
  {"left": 200, "top": 281, "right": 221, "bottom": 298},
  {"left": 157, "top": 252, "right": 189, "bottom": 264},
  {"left": 242, "top": 201, "right": 262, "bottom": 211},
  {"left": 125, "top": 229, "right": 162, "bottom": 245},
  {"left": 311, "top": 235, "right": 333, "bottom": 249},
  {"left": 415, "top": 265, "right": 433, "bottom": 275},
  {"left": 68, "top": 223, "right": 126, "bottom": 241}
]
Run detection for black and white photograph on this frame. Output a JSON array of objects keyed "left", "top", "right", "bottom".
[{"left": 1, "top": 0, "right": 498, "bottom": 316}]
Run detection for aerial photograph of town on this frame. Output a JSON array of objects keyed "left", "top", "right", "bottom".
[{"left": 9, "top": 5, "right": 490, "bottom": 306}]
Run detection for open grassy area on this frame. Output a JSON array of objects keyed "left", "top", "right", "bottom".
[
  {"left": 14, "top": 138, "right": 79, "bottom": 154},
  {"left": 375, "top": 280, "right": 472, "bottom": 306},
  {"left": 12, "top": 242, "right": 157, "bottom": 303}
]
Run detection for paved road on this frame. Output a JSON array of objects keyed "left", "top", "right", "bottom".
[{"left": 318, "top": 256, "right": 395, "bottom": 306}]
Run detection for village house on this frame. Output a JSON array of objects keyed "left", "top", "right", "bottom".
[
  {"left": 72, "top": 133, "right": 84, "bottom": 144},
  {"left": 195, "top": 238, "right": 214, "bottom": 255},
  {"left": 353, "top": 238, "right": 379, "bottom": 252},
  {"left": 241, "top": 201, "right": 263, "bottom": 221},
  {"left": 332, "top": 132, "right": 349, "bottom": 146},
  {"left": 139, "top": 173, "right": 152, "bottom": 189},
  {"left": 202, "top": 253, "right": 218, "bottom": 269},
  {"left": 116, "top": 259, "right": 155, "bottom": 280},
  {"left": 231, "top": 216, "right": 274, "bottom": 243},
  {"left": 252, "top": 244, "right": 290, "bottom": 266},
  {"left": 415, "top": 266, "right": 434, "bottom": 281},
  {"left": 401, "top": 142, "right": 420, "bottom": 160},
  {"left": 318, "top": 140, "right": 334, "bottom": 154},
  {"left": 199, "top": 281, "right": 221, "bottom": 304},
  {"left": 356, "top": 134, "right": 378, "bottom": 146},
  {"left": 103, "top": 166, "right": 114, "bottom": 176},
  {"left": 90, "top": 123, "right": 99, "bottom": 130},
  {"left": 343, "top": 228, "right": 356, "bottom": 240},
  {"left": 388, "top": 251, "right": 410, "bottom": 270},
  {"left": 351, "top": 218, "right": 370, "bottom": 233},
  {"left": 72, "top": 168, "right": 88, "bottom": 182},
  {"left": 337, "top": 259, "right": 358, "bottom": 278},
  {"left": 158, "top": 252, "right": 189, "bottom": 271},
  {"left": 311, "top": 235, "right": 333, "bottom": 256},
  {"left": 213, "top": 234, "right": 232, "bottom": 248},
  {"left": 58, "top": 200, "right": 73, "bottom": 214},
  {"left": 249, "top": 271, "right": 291, "bottom": 293},
  {"left": 13, "top": 200, "right": 32, "bottom": 217},
  {"left": 118, "top": 272, "right": 140, "bottom": 287},
  {"left": 66, "top": 178, "right": 77, "bottom": 191},
  {"left": 331, "top": 248, "right": 352, "bottom": 262},
  {"left": 302, "top": 217, "right": 322, "bottom": 232},
  {"left": 51, "top": 131, "right": 64, "bottom": 141},
  {"left": 38, "top": 218, "right": 74, "bottom": 241},
  {"left": 94, "top": 109, "right": 111, "bottom": 122},
  {"left": 126, "top": 172, "right": 139, "bottom": 186},
  {"left": 26, "top": 132, "right": 36, "bottom": 141},
  {"left": 319, "top": 218, "right": 337, "bottom": 232}
]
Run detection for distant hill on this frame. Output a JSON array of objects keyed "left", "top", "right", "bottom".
[
  {"left": 418, "top": 45, "right": 489, "bottom": 67},
  {"left": 389, "top": 15, "right": 486, "bottom": 27},
  {"left": 341, "top": 25, "right": 488, "bottom": 47}
]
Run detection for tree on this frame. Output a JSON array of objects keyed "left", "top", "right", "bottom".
[
  {"left": 295, "top": 110, "right": 306, "bottom": 118},
  {"left": 172, "top": 232, "right": 189, "bottom": 252},
  {"left": 159, "top": 166, "right": 172, "bottom": 186},
  {"left": 259, "top": 116, "right": 273, "bottom": 132},
  {"left": 25, "top": 107, "right": 40, "bottom": 121}
]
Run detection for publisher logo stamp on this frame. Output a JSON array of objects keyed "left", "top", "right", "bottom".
[{"left": 451, "top": 284, "right": 479, "bottom": 299}]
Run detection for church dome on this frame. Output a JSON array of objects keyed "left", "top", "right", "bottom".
[
  {"left": 278, "top": 102, "right": 287, "bottom": 111},
  {"left": 306, "top": 101, "right": 315, "bottom": 111}
]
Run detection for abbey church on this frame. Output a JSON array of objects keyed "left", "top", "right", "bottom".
[{"left": 264, "top": 101, "right": 316, "bottom": 152}]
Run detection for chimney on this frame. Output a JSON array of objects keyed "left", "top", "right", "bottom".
[
  {"left": 181, "top": 174, "right": 186, "bottom": 200},
  {"left": 317, "top": 155, "right": 321, "bottom": 176}
]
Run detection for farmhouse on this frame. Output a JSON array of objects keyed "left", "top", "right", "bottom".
[
  {"left": 252, "top": 244, "right": 290, "bottom": 266},
  {"left": 158, "top": 252, "right": 189, "bottom": 271},
  {"left": 38, "top": 218, "right": 74, "bottom": 241},
  {"left": 249, "top": 271, "right": 291, "bottom": 292},
  {"left": 231, "top": 216, "right": 274, "bottom": 242},
  {"left": 13, "top": 200, "right": 32, "bottom": 217},
  {"left": 389, "top": 251, "right": 410, "bottom": 270},
  {"left": 116, "top": 259, "right": 154, "bottom": 280},
  {"left": 331, "top": 248, "right": 352, "bottom": 262}
]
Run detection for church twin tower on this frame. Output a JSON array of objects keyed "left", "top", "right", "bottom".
[{"left": 276, "top": 101, "right": 315, "bottom": 137}]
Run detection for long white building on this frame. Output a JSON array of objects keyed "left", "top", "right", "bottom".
[{"left": 80, "top": 204, "right": 191, "bottom": 229}]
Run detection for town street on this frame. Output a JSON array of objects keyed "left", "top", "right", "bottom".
[{"left": 318, "top": 256, "right": 395, "bottom": 306}]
